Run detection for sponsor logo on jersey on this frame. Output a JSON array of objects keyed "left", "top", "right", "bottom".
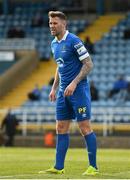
[{"left": 56, "top": 58, "right": 64, "bottom": 67}]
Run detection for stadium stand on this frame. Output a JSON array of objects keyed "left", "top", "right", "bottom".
[
  {"left": 0, "top": 61, "right": 16, "bottom": 74},
  {"left": 79, "top": 14, "right": 124, "bottom": 42},
  {"left": 0, "top": 1, "right": 130, "bottom": 137},
  {"left": 2, "top": 12, "right": 129, "bottom": 136},
  {"left": 0, "top": 2, "right": 88, "bottom": 110},
  {"left": 0, "top": 2, "right": 88, "bottom": 60}
]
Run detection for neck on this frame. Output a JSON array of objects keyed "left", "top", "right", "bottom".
[{"left": 56, "top": 30, "right": 66, "bottom": 41}]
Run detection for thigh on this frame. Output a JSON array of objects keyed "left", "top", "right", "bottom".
[
  {"left": 56, "top": 91, "right": 75, "bottom": 121},
  {"left": 71, "top": 85, "right": 91, "bottom": 121}
]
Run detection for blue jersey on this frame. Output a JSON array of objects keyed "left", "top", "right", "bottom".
[{"left": 51, "top": 30, "right": 89, "bottom": 91}]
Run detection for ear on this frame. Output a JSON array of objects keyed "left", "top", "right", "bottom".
[{"left": 63, "top": 20, "right": 67, "bottom": 27}]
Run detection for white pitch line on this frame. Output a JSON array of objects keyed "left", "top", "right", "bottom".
[
  {"left": 100, "top": 171, "right": 130, "bottom": 178},
  {"left": 0, "top": 175, "right": 14, "bottom": 178},
  {"left": 0, "top": 171, "right": 130, "bottom": 179},
  {"left": 0, "top": 174, "right": 37, "bottom": 179},
  {"left": 114, "top": 170, "right": 130, "bottom": 175}
]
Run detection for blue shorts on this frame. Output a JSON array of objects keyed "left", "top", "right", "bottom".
[{"left": 56, "top": 83, "right": 91, "bottom": 121}]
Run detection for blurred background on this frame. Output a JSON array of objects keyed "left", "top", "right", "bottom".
[{"left": 0, "top": 0, "right": 130, "bottom": 148}]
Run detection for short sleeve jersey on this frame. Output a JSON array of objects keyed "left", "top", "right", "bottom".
[{"left": 51, "top": 31, "right": 89, "bottom": 91}]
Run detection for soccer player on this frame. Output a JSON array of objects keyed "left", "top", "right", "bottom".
[{"left": 39, "top": 11, "right": 99, "bottom": 176}]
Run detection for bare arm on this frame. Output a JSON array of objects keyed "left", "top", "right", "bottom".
[
  {"left": 51, "top": 67, "right": 59, "bottom": 91},
  {"left": 49, "top": 67, "right": 59, "bottom": 101},
  {"left": 64, "top": 56, "right": 93, "bottom": 96}
]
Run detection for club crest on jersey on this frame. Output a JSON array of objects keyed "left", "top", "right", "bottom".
[
  {"left": 56, "top": 58, "right": 64, "bottom": 67},
  {"left": 61, "top": 45, "right": 66, "bottom": 52}
]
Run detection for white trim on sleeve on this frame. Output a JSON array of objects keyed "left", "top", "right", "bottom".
[{"left": 79, "top": 52, "right": 89, "bottom": 61}]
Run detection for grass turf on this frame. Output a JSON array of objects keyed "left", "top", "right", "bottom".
[{"left": 0, "top": 147, "right": 130, "bottom": 179}]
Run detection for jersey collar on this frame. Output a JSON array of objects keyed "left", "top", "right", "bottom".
[{"left": 55, "top": 30, "right": 69, "bottom": 43}]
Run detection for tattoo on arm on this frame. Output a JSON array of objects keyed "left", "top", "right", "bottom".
[{"left": 73, "top": 56, "right": 93, "bottom": 85}]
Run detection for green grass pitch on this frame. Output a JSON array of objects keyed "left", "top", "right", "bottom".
[{"left": 0, "top": 147, "right": 130, "bottom": 179}]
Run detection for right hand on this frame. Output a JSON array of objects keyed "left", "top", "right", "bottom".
[{"left": 49, "top": 89, "right": 56, "bottom": 102}]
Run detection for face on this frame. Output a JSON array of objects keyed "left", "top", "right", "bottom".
[{"left": 49, "top": 17, "right": 66, "bottom": 37}]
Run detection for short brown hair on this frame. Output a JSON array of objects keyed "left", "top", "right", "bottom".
[{"left": 48, "top": 11, "right": 67, "bottom": 21}]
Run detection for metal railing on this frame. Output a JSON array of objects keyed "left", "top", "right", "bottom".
[
  {"left": 0, "top": 38, "right": 35, "bottom": 50},
  {"left": 0, "top": 106, "right": 130, "bottom": 137}
]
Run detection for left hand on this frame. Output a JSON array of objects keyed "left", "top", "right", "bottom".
[{"left": 64, "top": 81, "right": 77, "bottom": 96}]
